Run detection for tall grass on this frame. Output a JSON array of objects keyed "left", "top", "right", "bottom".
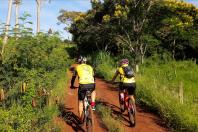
[
  {"left": 96, "top": 103, "right": 124, "bottom": 132},
  {"left": 89, "top": 51, "right": 116, "bottom": 80},
  {"left": 137, "top": 60, "right": 198, "bottom": 131},
  {"left": 89, "top": 51, "right": 198, "bottom": 131}
]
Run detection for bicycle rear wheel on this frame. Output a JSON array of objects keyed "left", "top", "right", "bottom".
[
  {"left": 128, "top": 99, "right": 136, "bottom": 127},
  {"left": 86, "top": 105, "right": 94, "bottom": 132}
]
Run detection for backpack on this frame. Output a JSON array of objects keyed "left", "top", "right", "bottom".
[{"left": 122, "top": 66, "right": 134, "bottom": 78}]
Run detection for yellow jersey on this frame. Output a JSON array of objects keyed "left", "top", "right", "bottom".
[
  {"left": 118, "top": 64, "right": 135, "bottom": 83},
  {"left": 76, "top": 64, "right": 95, "bottom": 84}
]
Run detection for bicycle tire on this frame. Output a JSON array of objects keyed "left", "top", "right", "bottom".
[
  {"left": 86, "top": 105, "right": 94, "bottom": 132},
  {"left": 128, "top": 99, "right": 136, "bottom": 127}
]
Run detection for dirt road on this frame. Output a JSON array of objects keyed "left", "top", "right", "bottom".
[{"left": 57, "top": 71, "right": 168, "bottom": 132}]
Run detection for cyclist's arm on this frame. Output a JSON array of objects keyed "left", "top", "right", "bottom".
[
  {"left": 111, "top": 70, "right": 119, "bottom": 82},
  {"left": 73, "top": 68, "right": 77, "bottom": 76}
]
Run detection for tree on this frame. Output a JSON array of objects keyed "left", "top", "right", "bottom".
[
  {"left": 36, "top": 0, "right": 41, "bottom": 33},
  {"left": 35, "top": 0, "right": 51, "bottom": 33},
  {"left": 65, "top": 0, "right": 156, "bottom": 63},
  {"left": 59, "top": 0, "right": 198, "bottom": 61},
  {"left": 128, "top": 0, "right": 155, "bottom": 64},
  {"left": 14, "top": 0, "right": 21, "bottom": 37},
  {"left": 148, "top": 0, "right": 198, "bottom": 60},
  {"left": 57, "top": 10, "right": 81, "bottom": 31},
  {"left": 1, "top": 0, "right": 13, "bottom": 55}
]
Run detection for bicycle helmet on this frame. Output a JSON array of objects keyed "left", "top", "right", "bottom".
[
  {"left": 78, "top": 56, "right": 87, "bottom": 64},
  {"left": 81, "top": 57, "right": 87, "bottom": 63},
  {"left": 120, "top": 59, "right": 129, "bottom": 65},
  {"left": 77, "top": 56, "right": 83, "bottom": 63}
]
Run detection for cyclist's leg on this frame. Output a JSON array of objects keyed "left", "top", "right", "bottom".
[
  {"left": 90, "top": 84, "right": 96, "bottom": 110},
  {"left": 91, "top": 91, "right": 96, "bottom": 106},
  {"left": 119, "top": 83, "right": 125, "bottom": 112},
  {"left": 119, "top": 82, "right": 125, "bottom": 102},
  {"left": 78, "top": 85, "right": 86, "bottom": 122},
  {"left": 128, "top": 83, "right": 136, "bottom": 104}
]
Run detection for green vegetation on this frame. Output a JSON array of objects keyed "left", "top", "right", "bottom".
[
  {"left": 91, "top": 52, "right": 198, "bottom": 131},
  {"left": 89, "top": 51, "right": 116, "bottom": 80},
  {"left": 0, "top": 33, "right": 71, "bottom": 131},
  {"left": 58, "top": 1, "right": 198, "bottom": 130},
  {"left": 1, "top": 0, "right": 198, "bottom": 131},
  {"left": 137, "top": 60, "right": 198, "bottom": 131},
  {"left": 60, "top": 0, "right": 198, "bottom": 63},
  {"left": 96, "top": 103, "right": 123, "bottom": 132}
]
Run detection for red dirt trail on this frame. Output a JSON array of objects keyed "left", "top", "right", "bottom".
[{"left": 56, "top": 68, "right": 168, "bottom": 132}]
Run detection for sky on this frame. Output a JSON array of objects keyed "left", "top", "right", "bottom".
[
  {"left": 0, "top": 0, "right": 91, "bottom": 40},
  {"left": 0, "top": 0, "right": 197, "bottom": 40}
]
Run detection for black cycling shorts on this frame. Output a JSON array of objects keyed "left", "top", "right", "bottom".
[
  {"left": 78, "top": 83, "right": 95, "bottom": 101},
  {"left": 119, "top": 82, "right": 136, "bottom": 95}
]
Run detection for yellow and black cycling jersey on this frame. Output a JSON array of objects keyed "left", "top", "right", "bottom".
[
  {"left": 118, "top": 64, "right": 135, "bottom": 83},
  {"left": 76, "top": 64, "right": 95, "bottom": 84}
]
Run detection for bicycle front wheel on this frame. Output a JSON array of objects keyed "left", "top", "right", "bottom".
[
  {"left": 128, "top": 99, "right": 136, "bottom": 127},
  {"left": 86, "top": 105, "right": 94, "bottom": 132}
]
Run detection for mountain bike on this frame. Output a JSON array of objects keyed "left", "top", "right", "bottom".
[
  {"left": 82, "top": 90, "right": 94, "bottom": 132},
  {"left": 119, "top": 89, "right": 136, "bottom": 127}
]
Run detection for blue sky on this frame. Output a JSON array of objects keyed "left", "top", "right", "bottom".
[
  {"left": 0, "top": 0, "right": 197, "bottom": 39},
  {"left": 0, "top": 0, "right": 91, "bottom": 39}
]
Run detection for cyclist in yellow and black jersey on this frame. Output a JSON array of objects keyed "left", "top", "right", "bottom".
[
  {"left": 111, "top": 59, "right": 136, "bottom": 109},
  {"left": 73, "top": 56, "right": 96, "bottom": 123}
]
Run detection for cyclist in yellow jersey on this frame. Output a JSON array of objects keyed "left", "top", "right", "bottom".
[
  {"left": 111, "top": 59, "right": 136, "bottom": 112},
  {"left": 75, "top": 57, "right": 96, "bottom": 123}
]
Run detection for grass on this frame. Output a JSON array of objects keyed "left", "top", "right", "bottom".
[
  {"left": 136, "top": 60, "right": 198, "bottom": 131},
  {"left": 89, "top": 51, "right": 116, "bottom": 80},
  {"left": 96, "top": 103, "right": 124, "bottom": 132},
  {"left": 89, "top": 52, "right": 198, "bottom": 131},
  {"left": 50, "top": 69, "right": 69, "bottom": 105}
]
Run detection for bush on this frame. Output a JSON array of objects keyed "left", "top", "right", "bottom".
[
  {"left": 0, "top": 34, "right": 72, "bottom": 131},
  {"left": 89, "top": 51, "right": 116, "bottom": 80}
]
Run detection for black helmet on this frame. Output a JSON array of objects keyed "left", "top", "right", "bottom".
[
  {"left": 78, "top": 56, "right": 87, "bottom": 63},
  {"left": 77, "top": 56, "right": 83, "bottom": 63}
]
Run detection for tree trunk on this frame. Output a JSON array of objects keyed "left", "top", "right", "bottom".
[
  {"left": 1, "top": 0, "right": 13, "bottom": 55},
  {"left": 0, "top": 89, "right": 5, "bottom": 101},
  {"left": 36, "top": 0, "right": 41, "bottom": 33},
  {"left": 15, "top": 0, "right": 20, "bottom": 37},
  {"left": 141, "top": 54, "right": 144, "bottom": 64},
  {"left": 172, "top": 39, "right": 176, "bottom": 60}
]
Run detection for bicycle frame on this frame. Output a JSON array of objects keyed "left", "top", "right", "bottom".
[{"left": 123, "top": 91, "right": 133, "bottom": 110}]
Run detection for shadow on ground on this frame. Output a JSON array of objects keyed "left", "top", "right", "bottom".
[
  {"left": 59, "top": 104, "right": 85, "bottom": 132},
  {"left": 96, "top": 100, "right": 132, "bottom": 127}
]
